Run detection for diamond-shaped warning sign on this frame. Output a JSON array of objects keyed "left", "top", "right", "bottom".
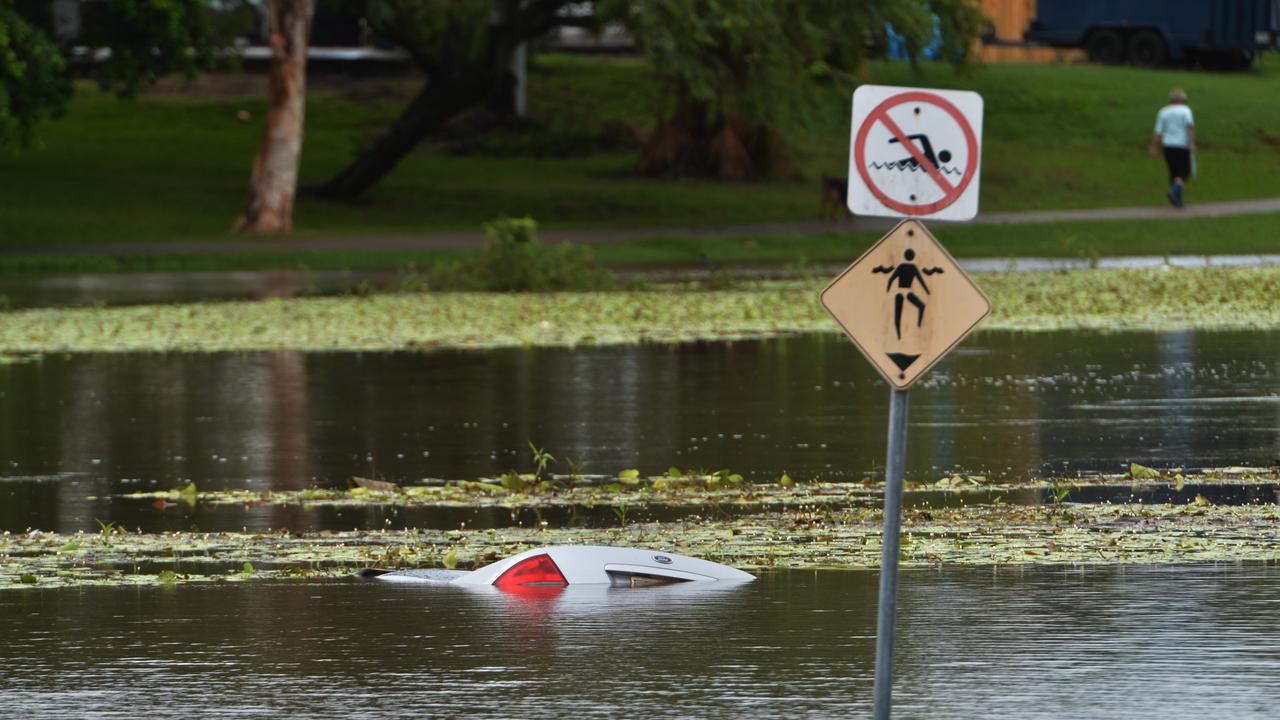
[{"left": 820, "top": 220, "right": 990, "bottom": 389}]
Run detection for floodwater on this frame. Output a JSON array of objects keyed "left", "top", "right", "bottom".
[
  {"left": 1, "top": 330, "right": 1276, "bottom": 533},
  {"left": 3, "top": 329, "right": 1279, "bottom": 718},
  {"left": 3, "top": 565, "right": 1280, "bottom": 719}
]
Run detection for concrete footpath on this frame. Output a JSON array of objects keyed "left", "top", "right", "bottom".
[{"left": 6, "top": 197, "right": 1280, "bottom": 258}]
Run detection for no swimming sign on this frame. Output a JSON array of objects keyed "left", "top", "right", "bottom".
[{"left": 847, "top": 85, "right": 984, "bottom": 221}]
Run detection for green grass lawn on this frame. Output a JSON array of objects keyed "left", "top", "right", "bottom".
[
  {"left": 2, "top": 55, "right": 1279, "bottom": 259},
  {"left": 4, "top": 212, "right": 1278, "bottom": 277},
  {"left": 632, "top": 212, "right": 1280, "bottom": 266}
]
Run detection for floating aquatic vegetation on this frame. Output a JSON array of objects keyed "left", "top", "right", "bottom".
[
  {"left": 0, "top": 267, "right": 1274, "bottom": 353},
  {"left": 120, "top": 468, "right": 1278, "bottom": 512},
  {"left": 1129, "top": 463, "right": 1163, "bottom": 480},
  {"left": 5, "top": 499, "right": 1280, "bottom": 589}
]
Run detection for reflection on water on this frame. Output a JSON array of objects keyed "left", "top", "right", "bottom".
[
  {"left": 0, "top": 330, "right": 1276, "bottom": 533},
  {"left": 2, "top": 566, "right": 1279, "bottom": 719},
  {"left": 0, "top": 270, "right": 405, "bottom": 309}
]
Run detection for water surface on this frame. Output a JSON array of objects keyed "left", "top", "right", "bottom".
[
  {"left": 3, "top": 565, "right": 1278, "bottom": 719},
  {"left": 1, "top": 330, "right": 1275, "bottom": 533}
]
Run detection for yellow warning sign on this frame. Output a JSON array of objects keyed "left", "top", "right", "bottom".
[{"left": 820, "top": 219, "right": 991, "bottom": 389}]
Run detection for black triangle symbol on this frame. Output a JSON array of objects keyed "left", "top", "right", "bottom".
[{"left": 887, "top": 353, "right": 920, "bottom": 372}]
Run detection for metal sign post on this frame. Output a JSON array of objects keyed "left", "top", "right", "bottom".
[
  {"left": 820, "top": 220, "right": 990, "bottom": 720},
  {"left": 832, "top": 83, "right": 989, "bottom": 719},
  {"left": 872, "top": 388, "right": 909, "bottom": 720}
]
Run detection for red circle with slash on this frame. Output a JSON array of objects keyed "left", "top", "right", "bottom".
[{"left": 853, "top": 91, "right": 979, "bottom": 216}]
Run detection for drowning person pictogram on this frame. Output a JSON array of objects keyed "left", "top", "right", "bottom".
[
  {"left": 873, "top": 249, "right": 945, "bottom": 341},
  {"left": 820, "top": 218, "right": 992, "bottom": 389}
]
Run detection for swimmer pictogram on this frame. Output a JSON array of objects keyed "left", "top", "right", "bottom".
[
  {"left": 819, "top": 219, "right": 991, "bottom": 390},
  {"left": 867, "top": 134, "right": 961, "bottom": 175}
]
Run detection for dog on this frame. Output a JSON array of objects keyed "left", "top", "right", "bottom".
[{"left": 820, "top": 176, "right": 849, "bottom": 220}]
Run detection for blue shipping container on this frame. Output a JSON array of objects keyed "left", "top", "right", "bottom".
[{"left": 1026, "top": 0, "right": 1279, "bottom": 67}]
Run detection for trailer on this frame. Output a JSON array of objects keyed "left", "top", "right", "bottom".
[{"left": 1025, "top": 0, "right": 1280, "bottom": 68}]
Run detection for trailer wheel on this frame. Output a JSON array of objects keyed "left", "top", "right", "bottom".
[
  {"left": 1127, "top": 30, "right": 1167, "bottom": 68},
  {"left": 1085, "top": 29, "right": 1125, "bottom": 65},
  {"left": 1224, "top": 49, "right": 1255, "bottom": 70}
]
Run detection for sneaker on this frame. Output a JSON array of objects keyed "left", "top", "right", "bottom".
[
  {"left": 1167, "top": 184, "right": 1178, "bottom": 206},
  {"left": 1172, "top": 182, "right": 1184, "bottom": 208}
]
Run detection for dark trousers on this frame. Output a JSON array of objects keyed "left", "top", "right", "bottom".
[{"left": 1163, "top": 146, "right": 1191, "bottom": 183}]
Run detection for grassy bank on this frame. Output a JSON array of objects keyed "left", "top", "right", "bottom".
[
  {"left": 2, "top": 56, "right": 1279, "bottom": 254},
  {"left": 0, "top": 266, "right": 1275, "bottom": 353},
  {"left": 3, "top": 212, "right": 1280, "bottom": 278},
  {"left": 599, "top": 213, "right": 1280, "bottom": 268}
]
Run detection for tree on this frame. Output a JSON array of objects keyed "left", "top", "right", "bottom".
[
  {"left": 312, "top": 0, "right": 984, "bottom": 199},
  {"left": 1, "top": 1, "right": 71, "bottom": 148},
  {"left": 604, "top": 0, "right": 986, "bottom": 180},
  {"left": 234, "top": 0, "right": 315, "bottom": 233},
  {"left": 0, "top": 0, "right": 241, "bottom": 150},
  {"left": 308, "top": 0, "right": 574, "bottom": 200}
]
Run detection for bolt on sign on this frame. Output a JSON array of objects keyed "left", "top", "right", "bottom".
[
  {"left": 847, "top": 85, "right": 984, "bottom": 221},
  {"left": 820, "top": 219, "right": 990, "bottom": 389}
]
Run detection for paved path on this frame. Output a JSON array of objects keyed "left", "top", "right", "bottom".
[{"left": 7, "top": 197, "right": 1280, "bottom": 257}]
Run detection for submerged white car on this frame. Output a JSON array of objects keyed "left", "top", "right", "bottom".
[{"left": 358, "top": 545, "right": 755, "bottom": 590}]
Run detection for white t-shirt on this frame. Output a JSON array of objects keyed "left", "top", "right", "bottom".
[{"left": 1154, "top": 104, "right": 1195, "bottom": 148}]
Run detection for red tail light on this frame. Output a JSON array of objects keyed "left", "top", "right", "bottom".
[{"left": 493, "top": 553, "right": 568, "bottom": 591}]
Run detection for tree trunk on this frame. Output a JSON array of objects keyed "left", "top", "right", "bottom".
[
  {"left": 234, "top": 0, "right": 314, "bottom": 234},
  {"left": 638, "top": 91, "right": 788, "bottom": 180},
  {"left": 305, "top": 78, "right": 488, "bottom": 201},
  {"left": 308, "top": 0, "right": 535, "bottom": 201}
]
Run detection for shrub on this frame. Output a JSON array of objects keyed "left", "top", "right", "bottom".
[{"left": 437, "top": 217, "right": 616, "bottom": 292}]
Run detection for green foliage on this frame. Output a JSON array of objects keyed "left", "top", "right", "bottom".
[
  {"left": 1129, "top": 463, "right": 1162, "bottom": 480},
  {"left": 528, "top": 441, "right": 556, "bottom": 480},
  {"left": 499, "top": 471, "right": 531, "bottom": 492},
  {"left": 366, "top": 0, "right": 490, "bottom": 77},
  {"left": 609, "top": 0, "right": 910, "bottom": 126},
  {"left": 0, "top": 1, "right": 70, "bottom": 148},
  {"left": 612, "top": 501, "right": 630, "bottom": 526},
  {"left": 0, "top": 266, "right": 1275, "bottom": 352},
  {"left": 1047, "top": 480, "right": 1072, "bottom": 505},
  {"left": 97, "top": 519, "right": 122, "bottom": 547},
  {"left": 565, "top": 457, "right": 589, "bottom": 482},
  {"left": 0, "top": 0, "right": 247, "bottom": 148},
  {"left": 927, "top": 0, "right": 988, "bottom": 66},
  {"left": 438, "top": 217, "right": 616, "bottom": 291},
  {"left": 81, "top": 0, "right": 227, "bottom": 97},
  {"left": 600, "top": 0, "right": 986, "bottom": 177}
]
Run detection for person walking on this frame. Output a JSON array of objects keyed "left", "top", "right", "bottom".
[{"left": 1149, "top": 88, "right": 1195, "bottom": 208}]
